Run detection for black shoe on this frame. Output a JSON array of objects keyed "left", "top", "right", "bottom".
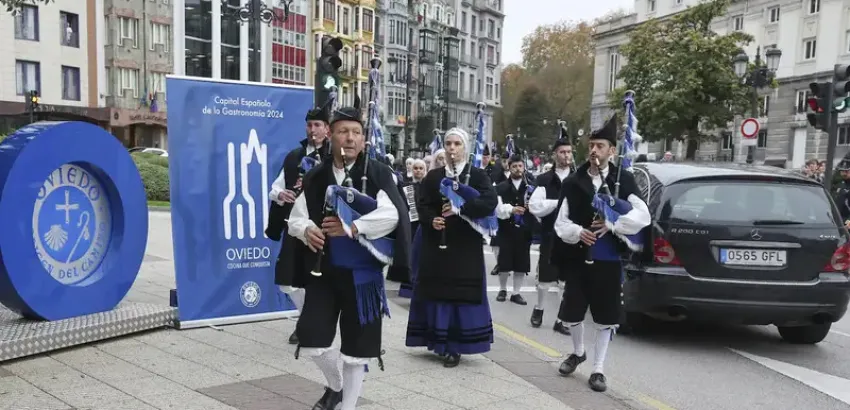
[
  {"left": 496, "top": 290, "right": 507, "bottom": 302},
  {"left": 553, "top": 321, "right": 571, "bottom": 336},
  {"left": 311, "top": 387, "right": 343, "bottom": 410},
  {"left": 490, "top": 265, "right": 500, "bottom": 275},
  {"left": 588, "top": 373, "right": 607, "bottom": 392},
  {"left": 558, "top": 353, "right": 586, "bottom": 376},
  {"left": 288, "top": 331, "right": 298, "bottom": 345},
  {"left": 443, "top": 354, "right": 461, "bottom": 368},
  {"left": 530, "top": 308, "right": 544, "bottom": 327},
  {"left": 510, "top": 294, "right": 528, "bottom": 306}
]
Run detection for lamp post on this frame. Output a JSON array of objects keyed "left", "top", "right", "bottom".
[
  {"left": 733, "top": 46, "right": 782, "bottom": 164},
  {"left": 221, "top": 0, "right": 292, "bottom": 82},
  {"left": 388, "top": 55, "right": 414, "bottom": 158}
]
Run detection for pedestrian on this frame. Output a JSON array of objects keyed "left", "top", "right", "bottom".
[
  {"left": 284, "top": 106, "right": 412, "bottom": 410},
  {"left": 551, "top": 114, "right": 651, "bottom": 392},
  {"left": 395, "top": 158, "right": 427, "bottom": 298},
  {"left": 406, "top": 127, "right": 497, "bottom": 368},
  {"left": 528, "top": 137, "right": 574, "bottom": 335},
  {"left": 493, "top": 154, "right": 534, "bottom": 306},
  {"left": 267, "top": 106, "right": 331, "bottom": 345}
]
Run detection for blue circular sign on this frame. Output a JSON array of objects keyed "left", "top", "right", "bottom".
[{"left": 0, "top": 121, "right": 148, "bottom": 321}]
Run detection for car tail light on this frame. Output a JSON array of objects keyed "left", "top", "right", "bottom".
[
  {"left": 653, "top": 237, "right": 681, "bottom": 266},
  {"left": 824, "top": 243, "right": 850, "bottom": 272}
]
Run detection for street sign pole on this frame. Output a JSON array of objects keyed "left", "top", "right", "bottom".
[{"left": 740, "top": 118, "right": 759, "bottom": 164}]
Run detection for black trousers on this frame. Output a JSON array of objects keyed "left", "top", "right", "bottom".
[
  {"left": 296, "top": 266, "right": 382, "bottom": 358},
  {"left": 557, "top": 261, "right": 622, "bottom": 326}
]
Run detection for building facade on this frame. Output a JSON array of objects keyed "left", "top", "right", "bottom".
[
  {"left": 0, "top": 0, "right": 110, "bottom": 132},
  {"left": 272, "top": 0, "right": 310, "bottom": 86},
  {"left": 100, "top": 0, "right": 174, "bottom": 149},
  {"left": 310, "top": 0, "right": 378, "bottom": 108},
  {"left": 591, "top": 0, "right": 850, "bottom": 168},
  {"left": 377, "top": 0, "right": 419, "bottom": 156}
]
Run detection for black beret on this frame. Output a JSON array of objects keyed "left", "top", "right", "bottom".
[
  {"left": 305, "top": 107, "right": 328, "bottom": 123},
  {"left": 508, "top": 154, "right": 524, "bottom": 165},
  {"left": 330, "top": 107, "right": 363, "bottom": 128},
  {"left": 552, "top": 138, "right": 571, "bottom": 151},
  {"left": 483, "top": 145, "right": 491, "bottom": 155}
]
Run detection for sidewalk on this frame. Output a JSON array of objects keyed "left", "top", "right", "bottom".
[{"left": 0, "top": 251, "right": 575, "bottom": 410}]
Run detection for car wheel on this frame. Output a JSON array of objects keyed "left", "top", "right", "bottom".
[
  {"left": 619, "top": 312, "right": 650, "bottom": 335},
  {"left": 777, "top": 322, "right": 832, "bottom": 344}
]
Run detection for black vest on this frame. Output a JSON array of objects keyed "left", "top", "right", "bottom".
[
  {"left": 534, "top": 169, "right": 569, "bottom": 234},
  {"left": 495, "top": 179, "right": 534, "bottom": 236},
  {"left": 265, "top": 140, "right": 328, "bottom": 240}
]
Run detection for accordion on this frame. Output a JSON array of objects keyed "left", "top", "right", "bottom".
[{"left": 403, "top": 184, "right": 418, "bottom": 222}]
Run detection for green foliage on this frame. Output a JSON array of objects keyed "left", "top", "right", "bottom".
[
  {"left": 1, "top": 0, "right": 51, "bottom": 12},
  {"left": 610, "top": 0, "right": 753, "bottom": 159},
  {"left": 132, "top": 153, "right": 170, "bottom": 202},
  {"left": 512, "top": 85, "right": 553, "bottom": 152}
]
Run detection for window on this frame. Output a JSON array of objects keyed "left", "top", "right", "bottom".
[
  {"left": 757, "top": 130, "right": 767, "bottom": 148},
  {"left": 846, "top": 30, "right": 850, "bottom": 54},
  {"left": 721, "top": 132, "right": 732, "bottom": 150},
  {"left": 608, "top": 51, "right": 620, "bottom": 92},
  {"left": 105, "top": 67, "right": 112, "bottom": 96},
  {"left": 809, "top": 0, "right": 820, "bottom": 14},
  {"left": 354, "top": 6, "right": 360, "bottom": 31},
  {"left": 487, "top": 19, "right": 494, "bottom": 38},
  {"left": 471, "top": 16, "right": 476, "bottom": 34},
  {"left": 486, "top": 76, "right": 493, "bottom": 100},
  {"left": 149, "top": 22, "right": 170, "bottom": 51},
  {"left": 61, "top": 66, "right": 80, "bottom": 101},
  {"left": 732, "top": 15, "right": 743, "bottom": 31},
  {"left": 118, "top": 67, "right": 140, "bottom": 98},
  {"left": 469, "top": 74, "right": 475, "bottom": 98},
  {"left": 15, "top": 60, "right": 40, "bottom": 96},
  {"left": 461, "top": 11, "right": 467, "bottom": 31},
  {"left": 60, "top": 12, "right": 79, "bottom": 47},
  {"left": 362, "top": 46, "right": 373, "bottom": 70},
  {"left": 839, "top": 125, "right": 850, "bottom": 146},
  {"left": 486, "top": 45, "right": 495, "bottom": 65},
  {"left": 803, "top": 38, "right": 817, "bottom": 60},
  {"left": 388, "top": 90, "right": 405, "bottom": 118},
  {"left": 149, "top": 72, "right": 167, "bottom": 95},
  {"left": 341, "top": 7, "right": 350, "bottom": 35},
  {"left": 759, "top": 96, "right": 770, "bottom": 117},
  {"left": 797, "top": 90, "right": 812, "bottom": 112},
  {"left": 363, "top": 9, "right": 374, "bottom": 32},
  {"left": 323, "top": 0, "right": 335, "bottom": 21},
  {"left": 648, "top": 0, "right": 656, "bottom": 12},
  {"left": 118, "top": 17, "right": 139, "bottom": 48},
  {"left": 15, "top": 5, "right": 38, "bottom": 41},
  {"left": 768, "top": 6, "right": 780, "bottom": 23}
]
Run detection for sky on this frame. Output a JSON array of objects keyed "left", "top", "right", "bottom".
[{"left": 502, "top": 0, "right": 635, "bottom": 65}]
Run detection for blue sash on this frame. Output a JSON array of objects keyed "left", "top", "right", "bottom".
[
  {"left": 329, "top": 237, "right": 390, "bottom": 325},
  {"left": 439, "top": 178, "right": 499, "bottom": 240},
  {"left": 592, "top": 194, "right": 644, "bottom": 252}
]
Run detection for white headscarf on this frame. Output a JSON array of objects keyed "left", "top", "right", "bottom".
[{"left": 443, "top": 128, "right": 470, "bottom": 178}]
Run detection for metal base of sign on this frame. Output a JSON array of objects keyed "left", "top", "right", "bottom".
[
  {"left": 0, "top": 303, "right": 177, "bottom": 362},
  {"left": 174, "top": 309, "right": 299, "bottom": 330}
]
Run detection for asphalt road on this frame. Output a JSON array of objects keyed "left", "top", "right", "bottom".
[{"left": 482, "top": 244, "right": 850, "bottom": 410}]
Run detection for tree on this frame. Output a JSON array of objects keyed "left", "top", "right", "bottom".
[
  {"left": 610, "top": 0, "right": 753, "bottom": 159},
  {"left": 512, "top": 85, "right": 552, "bottom": 152},
  {"left": 1, "top": 0, "right": 51, "bottom": 12},
  {"left": 493, "top": 64, "right": 528, "bottom": 144}
]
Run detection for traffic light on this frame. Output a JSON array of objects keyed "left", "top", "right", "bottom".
[
  {"left": 28, "top": 90, "right": 39, "bottom": 110},
  {"left": 833, "top": 65, "right": 850, "bottom": 113},
  {"left": 314, "top": 36, "right": 342, "bottom": 109},
  {"left": 807, "top": 82, "right": 833, "bottom": 131}
]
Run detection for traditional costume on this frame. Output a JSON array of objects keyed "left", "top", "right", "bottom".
[
  {"left": 268, "top": 107, "right": 330, "bottom": 345},
  {"left": 551, "top": 115, "right": 650, "bottom": 392},
  {"left": 393, "top": 161, "right": 424, "bottom": 298},
  {"left": 488, "top": 152, "right": 510, "bottom": 275},
  {"left": 406, "top": 127, "right": 498, "bottom": 368},
  {"left": 527, "top": 136, "right": 574, "bottom": 335},
  {"left": 285, "top": 107, "right": 412, "bottom": 410},
  {"left": 494, "top": 154, "right": 534, "bottom": 306}
]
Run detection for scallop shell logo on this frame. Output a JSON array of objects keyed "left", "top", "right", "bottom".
[{"left": 44, "top": 225, "right": 68, "bottom": 251}]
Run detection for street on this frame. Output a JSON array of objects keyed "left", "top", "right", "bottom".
[{"left": 480, "top": 244, "right": 850, "bottom": 410}]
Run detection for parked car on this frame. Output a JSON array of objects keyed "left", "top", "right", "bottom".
[
  {"left": 622, "top": 162, "right": 850, "bottom": 344},
  {"left": 129, "top": 147, "right": 168, "bottom": 157}
]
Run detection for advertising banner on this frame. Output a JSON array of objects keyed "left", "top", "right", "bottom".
[{"left": 166, "top": 76, "right": 312, "bottom": 327}]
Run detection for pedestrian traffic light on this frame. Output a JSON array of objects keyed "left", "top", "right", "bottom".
[
  {"left": 314, "top": 36, "right": 342, "bottom": 109},
  {"left": 807, "top": 82, "right": 833, "bottom": 131}
]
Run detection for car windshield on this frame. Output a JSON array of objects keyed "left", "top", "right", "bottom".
[{"left": 667, "top": 181, "right": 835, "bottom": 225}]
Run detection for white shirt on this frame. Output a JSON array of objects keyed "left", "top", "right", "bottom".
[
  {"left": 528, "top": 167, "right": 571, "bottom": 219},
  {"left": 287, "top": 163, "right": 399, "bottom": 245},
  {"left": 270, "top": 144, "right": 322, "bottom": 205},
  {"left": 553, "top": 166, "right": 651, "bottom": 244},
  {"left": 495, "top": 178, "right": 524, "bottom": 219}
]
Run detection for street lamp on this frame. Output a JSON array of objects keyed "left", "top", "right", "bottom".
[
  {"left": 733, "top": 45, "right": 782, "bottom": 164},
  {"left": 221, "top": 0, "right": 292, "bottom": 82}
]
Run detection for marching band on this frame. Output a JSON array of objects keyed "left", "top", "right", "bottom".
[{"left": 269, "top": 70, "right": 651, "bottom": 407}]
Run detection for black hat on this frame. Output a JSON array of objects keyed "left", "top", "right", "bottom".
[
  {"left": 508, "top": 154, "right": 524, "bottom": 165},
  {"left": 552, "top": 138, "right": 571, "bottom": 151},
  {"left": 483, "top": 145, "right": 491, "bottom": 156},
  {"left": 838, "top": 153, "right": 850, "bottom": 171},
  {"left": 589, "top": 114, "right": 618, "bottom": 146},
  {"left": 305, "top": 107, "right": 328, "bottom": 123},
  {"left": 501, "top": 152, "right": 510, "bottom": 159},
  {"left": 330, "top": 107, "right": 363, "bottom": 128}
]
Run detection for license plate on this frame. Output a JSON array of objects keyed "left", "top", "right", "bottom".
[{"left": 720, "top": 249, "right": 787, "bottom": 267}]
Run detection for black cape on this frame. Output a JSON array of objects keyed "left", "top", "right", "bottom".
[{"left": 275, "top": 153, "right": 412, "bottom": 289}]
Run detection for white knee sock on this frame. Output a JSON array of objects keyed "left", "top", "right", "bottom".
[
  {"left": 498, "top": 272, "right": 510, "bottom": 291},
  {"left": 311, "top": 349, "right": 343, "bottom": 392},
  {"left": 290, "top": 288, "right": 305, "bottom": 313},
  {"left": 340, "top": 362, "right": 366, "bottom": 410},
  {"left": 512, "top": 272, "right": 525, "bottom": 295},
  {"left": 568, "top": 322, "right": 585, "bottom": 356},
  {"left": 594, "top": 326, "right": 614, "bottom": 374},
  {"left": 492, "top": 246, "right": 500, "bottom": 259},
  {"left": 535, "top": 283, "right": 548, "bottom": 309}
]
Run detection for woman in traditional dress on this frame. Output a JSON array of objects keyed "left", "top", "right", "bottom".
[{"left": 405, "top": 128, "right": 497, "bottom": 368}]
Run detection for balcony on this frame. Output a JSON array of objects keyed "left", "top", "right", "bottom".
[
  {"left": 419, "top": 49, "right": 437, "bottom": 63},
  {"left": 340, "top": 65, "right": 358, "bottom": 79},
  {"left": 486, "top": 58, "right": 497, "bottom": 68}
]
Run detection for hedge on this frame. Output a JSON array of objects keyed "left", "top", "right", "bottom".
[{"left": 132, "top": 153, "right": 170, "bottom": 202}]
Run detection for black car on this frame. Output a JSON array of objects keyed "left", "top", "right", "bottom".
[{"left": 623, "top": 162, "right": 850, "bottom": 344}]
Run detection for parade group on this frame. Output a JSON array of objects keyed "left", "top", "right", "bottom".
[{"left": 264, "top": 101, "right": 651, "bottom": 410}]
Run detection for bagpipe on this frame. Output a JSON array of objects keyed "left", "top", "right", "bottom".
[
  {"left": 438, "top": 102, "right": 499, "bottom": 249},
  {"left": 294, "top": 155, "right": 320, "bottom": 195},
  {"left": 584, "top": 91, "right": 645, "bottom": 264}
]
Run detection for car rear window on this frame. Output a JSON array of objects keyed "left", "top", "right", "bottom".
[{"left": 667, "top": 181, "right": 835, "bottom": 225}]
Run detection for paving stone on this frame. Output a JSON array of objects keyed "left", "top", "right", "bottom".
[
  {"left": 0, "top": 376, "right": 70, "bottom": 410},
  {"left": 197, "top": 381, "right": 280, "bottom": 407},
  {"left": 246, "top": 373, "right": 323, "bottom": 396},
  {"left": 523, "top": 375, "right": 590, "bottom": 393},
  {"left": 500, "top": 360, "right": 560, "bottom": 377},
  {"left": 0, "top": 366, "right": 12, "bottom": 378},
  {"left": 236, "top": 396, "right": 310, "bottom": 410}
]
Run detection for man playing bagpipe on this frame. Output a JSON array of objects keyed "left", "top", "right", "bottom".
[
  {"left": 266, "top": 107, "right": 331, "bottom": 345},
  {"left": 552, "top": 114, "right": 650, "bottom": 392},
  {"left": 285, "top": 106, "right": 412, "bottom": 410},
  {"left": 528, "top": 131, "right": 575, "bottom": 335},
  {"left": 406, "top": 128, "right": 498, "bottom": 369},
  {"left": 493, "top": 154, "right": 535, "bottom": 306}
]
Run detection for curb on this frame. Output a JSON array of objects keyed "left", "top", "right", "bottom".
[{"left": 148, "top": 206, "right": 170, "bottom": 213}]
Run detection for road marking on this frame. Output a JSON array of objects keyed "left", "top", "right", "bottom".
[
  {"left": 493, "top": 322, "right": 678, "bottom": 410},
  {"left": 486, "top": 286, "right": 560, "bottom": 293},
  {"left": 730, "top": 348, "right": 850, "bottom": 405},
  {"left": 485, "top": 250, "right": 540, "bottom": 255},
  {"left": 830, "top": 329, "right": 850, "bottom": 338}
]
